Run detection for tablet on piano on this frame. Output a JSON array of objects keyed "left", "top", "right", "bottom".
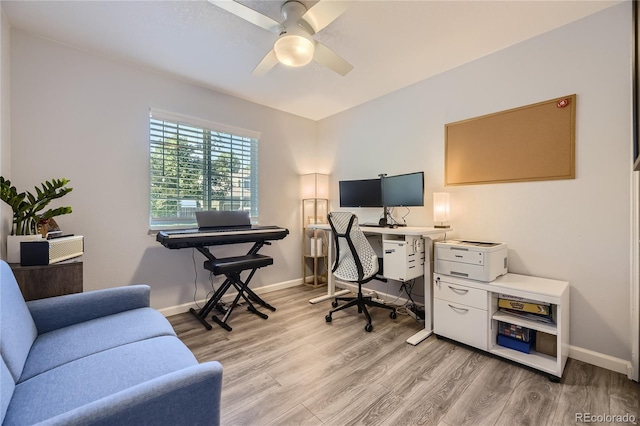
[{"left": 196, "top": 210, "right": 251, "bottom": 229}]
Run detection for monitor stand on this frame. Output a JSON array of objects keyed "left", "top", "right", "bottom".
[
  {"left": 378, "top": 206, "right": 405, "bottom": 228},
  {"left": 378, "top": 206, "right": 390, "bottom": 227}
]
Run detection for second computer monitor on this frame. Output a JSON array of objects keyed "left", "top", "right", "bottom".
[{"left": 382, "top": 171, "right": 424, "bottom": 207}]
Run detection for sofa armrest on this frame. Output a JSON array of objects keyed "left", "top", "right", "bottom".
[
  {"left": 40, "top": 361, "right": 224, "bottom": 426},
  {"left": 27, "top": 285, "right": 151, "bottom": 334}
]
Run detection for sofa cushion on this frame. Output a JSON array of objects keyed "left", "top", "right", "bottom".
[
  {"left": 1, "top": 358, "right": 15, "bottom": 423},
  {"left": 4, "top": 336, "right": 199, "bottom": 425},
  {"left": 18, "top": 307, "right": 177, "bottom": 382},
  {"left": 0, "top": 262, "right": 38, "bottom": 382}
]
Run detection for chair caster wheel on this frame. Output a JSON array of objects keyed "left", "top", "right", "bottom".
[
  {"left": 390, "top": 311, "right": 397, "bottom": 319},
  {"left": 364, "top": 323, "right": 373, "bottom": 332},
  {"left": 332, "top": 300, "right": 338, "bottom": 308},
  {"left": 325, "top": 315, "right": 332, "bottom": 323}
]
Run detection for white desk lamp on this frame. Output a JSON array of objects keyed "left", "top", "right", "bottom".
[{"left": 433, "top": 192, "right": 451, "bottom": 229}]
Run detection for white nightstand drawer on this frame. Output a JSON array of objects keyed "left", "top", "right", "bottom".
[
  {"left": 434, "top": 299, "right": 488, "bottom": 351},
  {"left": 434, "top": 280, "right": 488, "bottom": 310}
]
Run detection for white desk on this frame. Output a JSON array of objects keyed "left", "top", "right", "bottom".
[{"left": 307, "top": 223, "right": 450, "bottom": 345}]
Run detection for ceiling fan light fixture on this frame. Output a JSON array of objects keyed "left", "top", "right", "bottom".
[{"left": 274, "top": 34, "right": 314, "bottom": 67}]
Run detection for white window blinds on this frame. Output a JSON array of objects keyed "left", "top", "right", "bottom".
[{"left": 149, "top": 110, "right": 259, "bottom": 229}]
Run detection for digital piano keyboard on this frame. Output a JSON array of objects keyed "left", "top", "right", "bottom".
[{"left": 156, "top": 225, "right": 289, "bottom": 249}]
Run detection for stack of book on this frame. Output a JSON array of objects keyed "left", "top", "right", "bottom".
[{"left": 497, "top": 294, "right": 554, "bottom": 324}]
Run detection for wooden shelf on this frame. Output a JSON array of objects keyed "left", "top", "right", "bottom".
[{"left": 302, "top": 198, "right": 328, "bottom": 288}]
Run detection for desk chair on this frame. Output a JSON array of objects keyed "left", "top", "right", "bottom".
[{"left": 325, "top": 212, "right": 397, "bottom": 332}]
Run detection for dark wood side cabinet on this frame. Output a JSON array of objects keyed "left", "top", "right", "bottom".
[{"left": 9, "top": 260, "right": 83, "bottom": 301}]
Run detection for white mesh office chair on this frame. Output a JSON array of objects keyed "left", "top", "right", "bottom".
[{"left": 325, "top": 211, "right": 397, "bottom": 332}]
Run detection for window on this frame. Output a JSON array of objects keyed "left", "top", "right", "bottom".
[{"left": 149, "top": 110, "right": 259, "bottom": 229}]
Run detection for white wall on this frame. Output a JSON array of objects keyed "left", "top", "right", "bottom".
[
  {"left": 0, "top": 8, "right": 11, "bottom": 258},
  {"left": 9, "top": 29, "right": 315, "bottom": 309},
  {"left": 318, "top": 3, "right": 633, "bottom": 362}
]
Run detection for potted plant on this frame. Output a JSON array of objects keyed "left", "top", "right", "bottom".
[{"left": 0, "top": 177, "right": 73, "bottom": 263}]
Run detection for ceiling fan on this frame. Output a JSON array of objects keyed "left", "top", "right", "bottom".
[{"left": 208, "top": 0, "right": 353, "bottom": 76}]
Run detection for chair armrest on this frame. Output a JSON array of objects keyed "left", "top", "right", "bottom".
[
  {"left": 41, "top": 362, "right": 224, "bottom": 426},
  {"left": 27, "top": 285, "right": 151, "bottom": 334}
]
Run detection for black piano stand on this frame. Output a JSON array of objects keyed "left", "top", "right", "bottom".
[{"left": 189, "top": 241, "right": 276, "bottom": 331}]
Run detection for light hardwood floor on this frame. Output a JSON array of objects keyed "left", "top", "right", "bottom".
[{"left": 168, "top": 285, "right": 639, "bottom": 426}]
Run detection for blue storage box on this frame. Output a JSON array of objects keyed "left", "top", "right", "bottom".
[
  {"left": 497, "top": 333, "right": 532, "bottom": 354},
  {"left": 498, "top": 321, "right": 533, "bottom": 342}
]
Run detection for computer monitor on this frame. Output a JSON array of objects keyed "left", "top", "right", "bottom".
[
  {"left": 382, "top": 171, "right": 424, "bottom": 207},
  {"left": 339, "top": 178, "right": 383, "bottom": 207}
]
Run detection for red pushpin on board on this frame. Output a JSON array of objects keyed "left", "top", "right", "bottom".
[{"left": 557, "top": 98, "right": 569, "bottom": 108}]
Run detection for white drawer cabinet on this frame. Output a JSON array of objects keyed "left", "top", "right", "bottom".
[
  {"left": 433, "top": 276, "right": 489, "bottom": 351},
  {"left": 433, "top": 273, "right": 569, "bottom": 381}
]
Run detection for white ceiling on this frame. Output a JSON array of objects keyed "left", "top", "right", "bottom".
[{"left": 1, "top": 0, "right": 620, "bottom": 121}]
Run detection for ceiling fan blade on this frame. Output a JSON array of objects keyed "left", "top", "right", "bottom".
[
  {"left": 313, "top": 42, "right": 353, "bottom": 76},
  {"left": 252, "top": 49, "right": 279, "bottom": 76},
  {"left": 299, "top": 1, "right": 349, "bottom": 35},
  {"left": 208, "top": 0, "right": 281, "bottom": 33}
]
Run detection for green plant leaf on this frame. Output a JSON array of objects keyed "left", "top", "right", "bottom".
[{"left": 0, "top": 176, "right": 73, "bottom": 235}]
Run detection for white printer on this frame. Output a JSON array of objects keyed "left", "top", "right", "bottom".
[{"left": 434, "top": 239, "right": 507, "bottom": 282}]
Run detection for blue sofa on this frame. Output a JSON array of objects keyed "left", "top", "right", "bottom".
[{"left": 0, "top": 260, "right": 223, "bottom": 425}]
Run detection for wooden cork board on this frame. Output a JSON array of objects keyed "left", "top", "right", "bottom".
[{"left": 445, "top": 94, "right": 576, "bottom": 186}]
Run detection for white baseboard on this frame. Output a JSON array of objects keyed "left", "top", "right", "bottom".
[
  {"left": 569, "top": 345, "right": 634, "bottom": 379},
  {"left": 158, "top": 277, "right": 303, "bottom": 317}
]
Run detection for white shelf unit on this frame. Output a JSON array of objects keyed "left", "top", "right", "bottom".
[{"left": 433, "top": 272, "right": 569, "bottom": 380}]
